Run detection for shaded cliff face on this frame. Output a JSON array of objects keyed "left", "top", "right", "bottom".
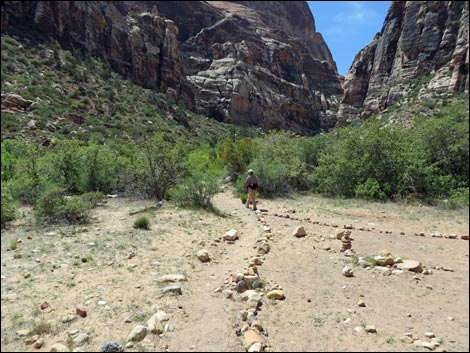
[
  {"left": 338, "top": 1, "right": 469, "bottom": 125},
  {"left": 1, "top": 1, "right": 343, "bottom": 134},
  {"left": 1, "top": 1, "right": 195, "bottom": 107}
]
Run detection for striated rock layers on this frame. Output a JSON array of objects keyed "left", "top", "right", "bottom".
[
  {"left": 1, "top": 1, "right": 194, "bottom": 108},
  {"left": 338, "top": 1, "right": 469, "bottom": 125},
  {"left": 1, "top": 1, "right": 343, "bottom": 134}
]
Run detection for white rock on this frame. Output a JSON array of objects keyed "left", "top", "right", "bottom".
[
  {"left": 342, "top": 266, "right": 354, "bottom": 277},
  {"left": 248, "top": 342, "right": 263, "bottom": 352},
  {"left": 155, "top": 311, "right": 169, "bottom": 322},
  {"left": 197, "top": 249, "right": 210, "bottom": 262},
  {"left": 147, "top": 314, "right": 164, "bottom": 334},
  {"left": 224, "top": 229, "right": 239, "bottom": 241},
  {"left": 72, "top": 333, "right": 89, "bottom": 345},
  {"left": 397, "top": 260, "right": 423, "bottom": 272},
  {"left": 157, "top": 274, "right": 186, "bottom": 282},
  {"left": 50, "top": 343, "right": 70, "bottom": 352},
  {"left": 127, "top": 325, "right": 147, "bottom": 342}
]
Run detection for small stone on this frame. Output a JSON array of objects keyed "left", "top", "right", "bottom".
[
  {"left": 50, "top": 343, "right": 70, "bottom": 352},
  {"left": 76, "top": 307, "right": 87, "bottom": 317},
  {"left": 224, "top": 229, "right": 239, "bottom": 241},
  {"left": 127, "top": 325, "right": 147, "bottom": 342},
  {"left": 342, "top": 267, "right": 354, "bottom": 277},
  {"left": 16, "top": 329, "right": 30, "bottom": 337},
  {"left": 162, "top": 285, "right": 182, "bottom": 295},
  {"left": 378, "top": 249, "right": 391, "bottom": 257},
  {"left": 365, "top": 325, "right": 377, "bottom": 333},
  {"left": 400, "top": 336, "right": 414, "bottom": 344},
  {"left": 155, "top": 311, "right": 169, "bottom": 322},
  {"left": 397, "top": 260, "right": 423, "bottom": 273},
  {"left": 223, "top": 290, "right": 233, "bottom": 299},
  {"left": 237, "top": 280, "right": 248, "bottom": 293},
  {"left": 447, "top": 316, "right": 454, "bottom": 321},
  {"left": 97, "top": 300, "right": 107, "bottom": 306},
  {"left": 248, "top": 342, "right": 263, "bottom": 352},
  {"left": 40, "top": 301, "right": 49, "bottom": 310},
  {"left": 424, "top": 332, "right": 435, "bottom": 338},
  {"left": 292, "top": 226, "right": 306, "bottom": 238},
  {"left": 357, "top": 301, "right": 366, "bottom": 307},
  {"left": 125, "top": 342, "right": 134, "bottom": 349},
  {"left": 406, "top": 313, "right": 412, "bottom": 317},
  {"left": 33, "top": 338, "right": 45, "bottom": 348},
  {"left": 243, "top": 330, "right": 265, "bottom": 350},
  {"left": 267, "top": 290, "right": 285, "bottom": 300},
  {"left": 197, "top": 249, "right": 210, "bottom": 262},
  {"left": 62, "top": 315, "right": 76, "bottom": 323},
  {"left": 157, "top": 274, "right": 187, "bottom": 283},
  {"left": 147, "top": 314, "right": 164, "bottom": 334},
  {"left": 421, "top": 342, "right": 436, "bottom": 350},
  {"left": 24, "top": 335, "right": 39, "bottom": 345},
  {"left": 73, "top": 333, "right": 89, "bottom": 345},
  {"left": 354, "top": 326, "right": 364, "bottom": 334}
]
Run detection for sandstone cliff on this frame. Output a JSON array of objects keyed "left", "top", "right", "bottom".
[
  {"left": 338, "top": 1, "right": 469, "bottom": 125},
  {"left": 1, "top": 1, "right": 343, "bottom": 134}
]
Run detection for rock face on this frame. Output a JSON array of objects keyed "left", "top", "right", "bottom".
[
  {"left": 1, "top": 1, "right": 342, "bottom": 134},
  {"left": 1, "top": 1, "right": 194, "bottom": 107},
  {"left": 162, "top": 1, "right": 343, "bottom": 133},
  {"left": 338, "top": 1, "right": 469, "bottom": 125}
]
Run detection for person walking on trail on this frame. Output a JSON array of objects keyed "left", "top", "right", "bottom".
[{"left": 244, "top": 169, "right": 258, "bottom": 211}]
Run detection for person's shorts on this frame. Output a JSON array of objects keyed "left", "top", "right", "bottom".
[{"left": 248, "top": 183, "right": 258, "bottom": 190}]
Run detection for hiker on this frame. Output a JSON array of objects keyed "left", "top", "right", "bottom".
[{"left": 243, "top": 169, "right": 258, "bottom": 211}]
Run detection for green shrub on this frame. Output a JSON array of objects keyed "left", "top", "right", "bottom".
[
  {"left": 133, "top": 215, "right": 150, "bottom": 229},
  {"left": 171, "top": 170, "right": 222, "bottom": 210},
  {"left": 78, "top": 192, "right": 104, "bottom": 208},
  {"left": 1, "top": 187, "right": 16, "bottom": 226},
  {"left": 444, "top": 187, "right": 469, "bottom": 209},
  {"left": 240, "top": 193, "right": 248, "bottom": 204},
  {"left": 6, "top": 175, "right": 43, "bottom": 204},
  {"left": 35, "top": 188, "right": 92, "bottom": 224},
  {"left": 354, "top": 178, "right": 387, "bottom": 200},
  {"left": 128, "top": 133, "right": 186, "bottom": 201},
  {"left": 248, "top": 157, "right": 290, "bottom": 197}
]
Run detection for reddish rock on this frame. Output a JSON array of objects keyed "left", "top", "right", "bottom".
[
  {"left": 76, "top": 307, "right": 87, "bottom": 317},
  {"left": 40, "top": 301, "right": 49, "bottom": 310}
]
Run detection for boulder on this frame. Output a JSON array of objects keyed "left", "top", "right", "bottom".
[{"left": 293, "top": 226, "right": 306, "bottom": 238}]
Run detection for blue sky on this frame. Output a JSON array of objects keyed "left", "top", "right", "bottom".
[{"left": 307, "top": 1, "right": 391, "bottom": 76}]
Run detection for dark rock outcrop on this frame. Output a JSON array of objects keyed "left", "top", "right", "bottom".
[
  {"left": 338, "top": 1, "right": 469, "bottom": 125},
  {"left": 1, "top": 1, "right": 194, "bottom": 108},
  {"left": 1, "top": 1, "right": 343, "bottom": 134}
]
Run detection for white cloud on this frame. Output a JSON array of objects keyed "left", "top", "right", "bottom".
[{"left": 334, "top": 1, "right": 379, "bottom": 25}]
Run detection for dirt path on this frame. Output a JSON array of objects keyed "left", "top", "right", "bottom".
[
  {"left": 1, "top": 190, "right": 468, "bottom": 352},
  {"left": 164, "top": 191, "right": 263, "bottom": 351}
]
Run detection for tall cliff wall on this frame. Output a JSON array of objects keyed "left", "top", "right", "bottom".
[
  {"left": 338, "top": 1, "right": 469, "bottom": 125},
  {"left": 1, "top": 1, "right": 343, "bottom": 134}
]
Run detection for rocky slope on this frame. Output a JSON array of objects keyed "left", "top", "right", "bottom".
[
  {"left": 338, "top": 1, "right": 469, "bottom": 125},
  {"left": 1, "top": 1, "right": 343, "bottom": 134}
]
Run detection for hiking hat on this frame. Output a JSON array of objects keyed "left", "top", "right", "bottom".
[{"left": 247, "top": 169, "right": 254, "bottom": 174}]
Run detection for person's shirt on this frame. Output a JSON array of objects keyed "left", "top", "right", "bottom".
[{"left": 244, "top": 174, "right": 258, "bottom": 188}]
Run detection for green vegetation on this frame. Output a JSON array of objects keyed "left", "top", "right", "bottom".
[
  {"left": 1, "top": 33, "right": 468, "bottom": 227},
  {"left": 133, "top": 216, "right": 150, "bottom": 230}
]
